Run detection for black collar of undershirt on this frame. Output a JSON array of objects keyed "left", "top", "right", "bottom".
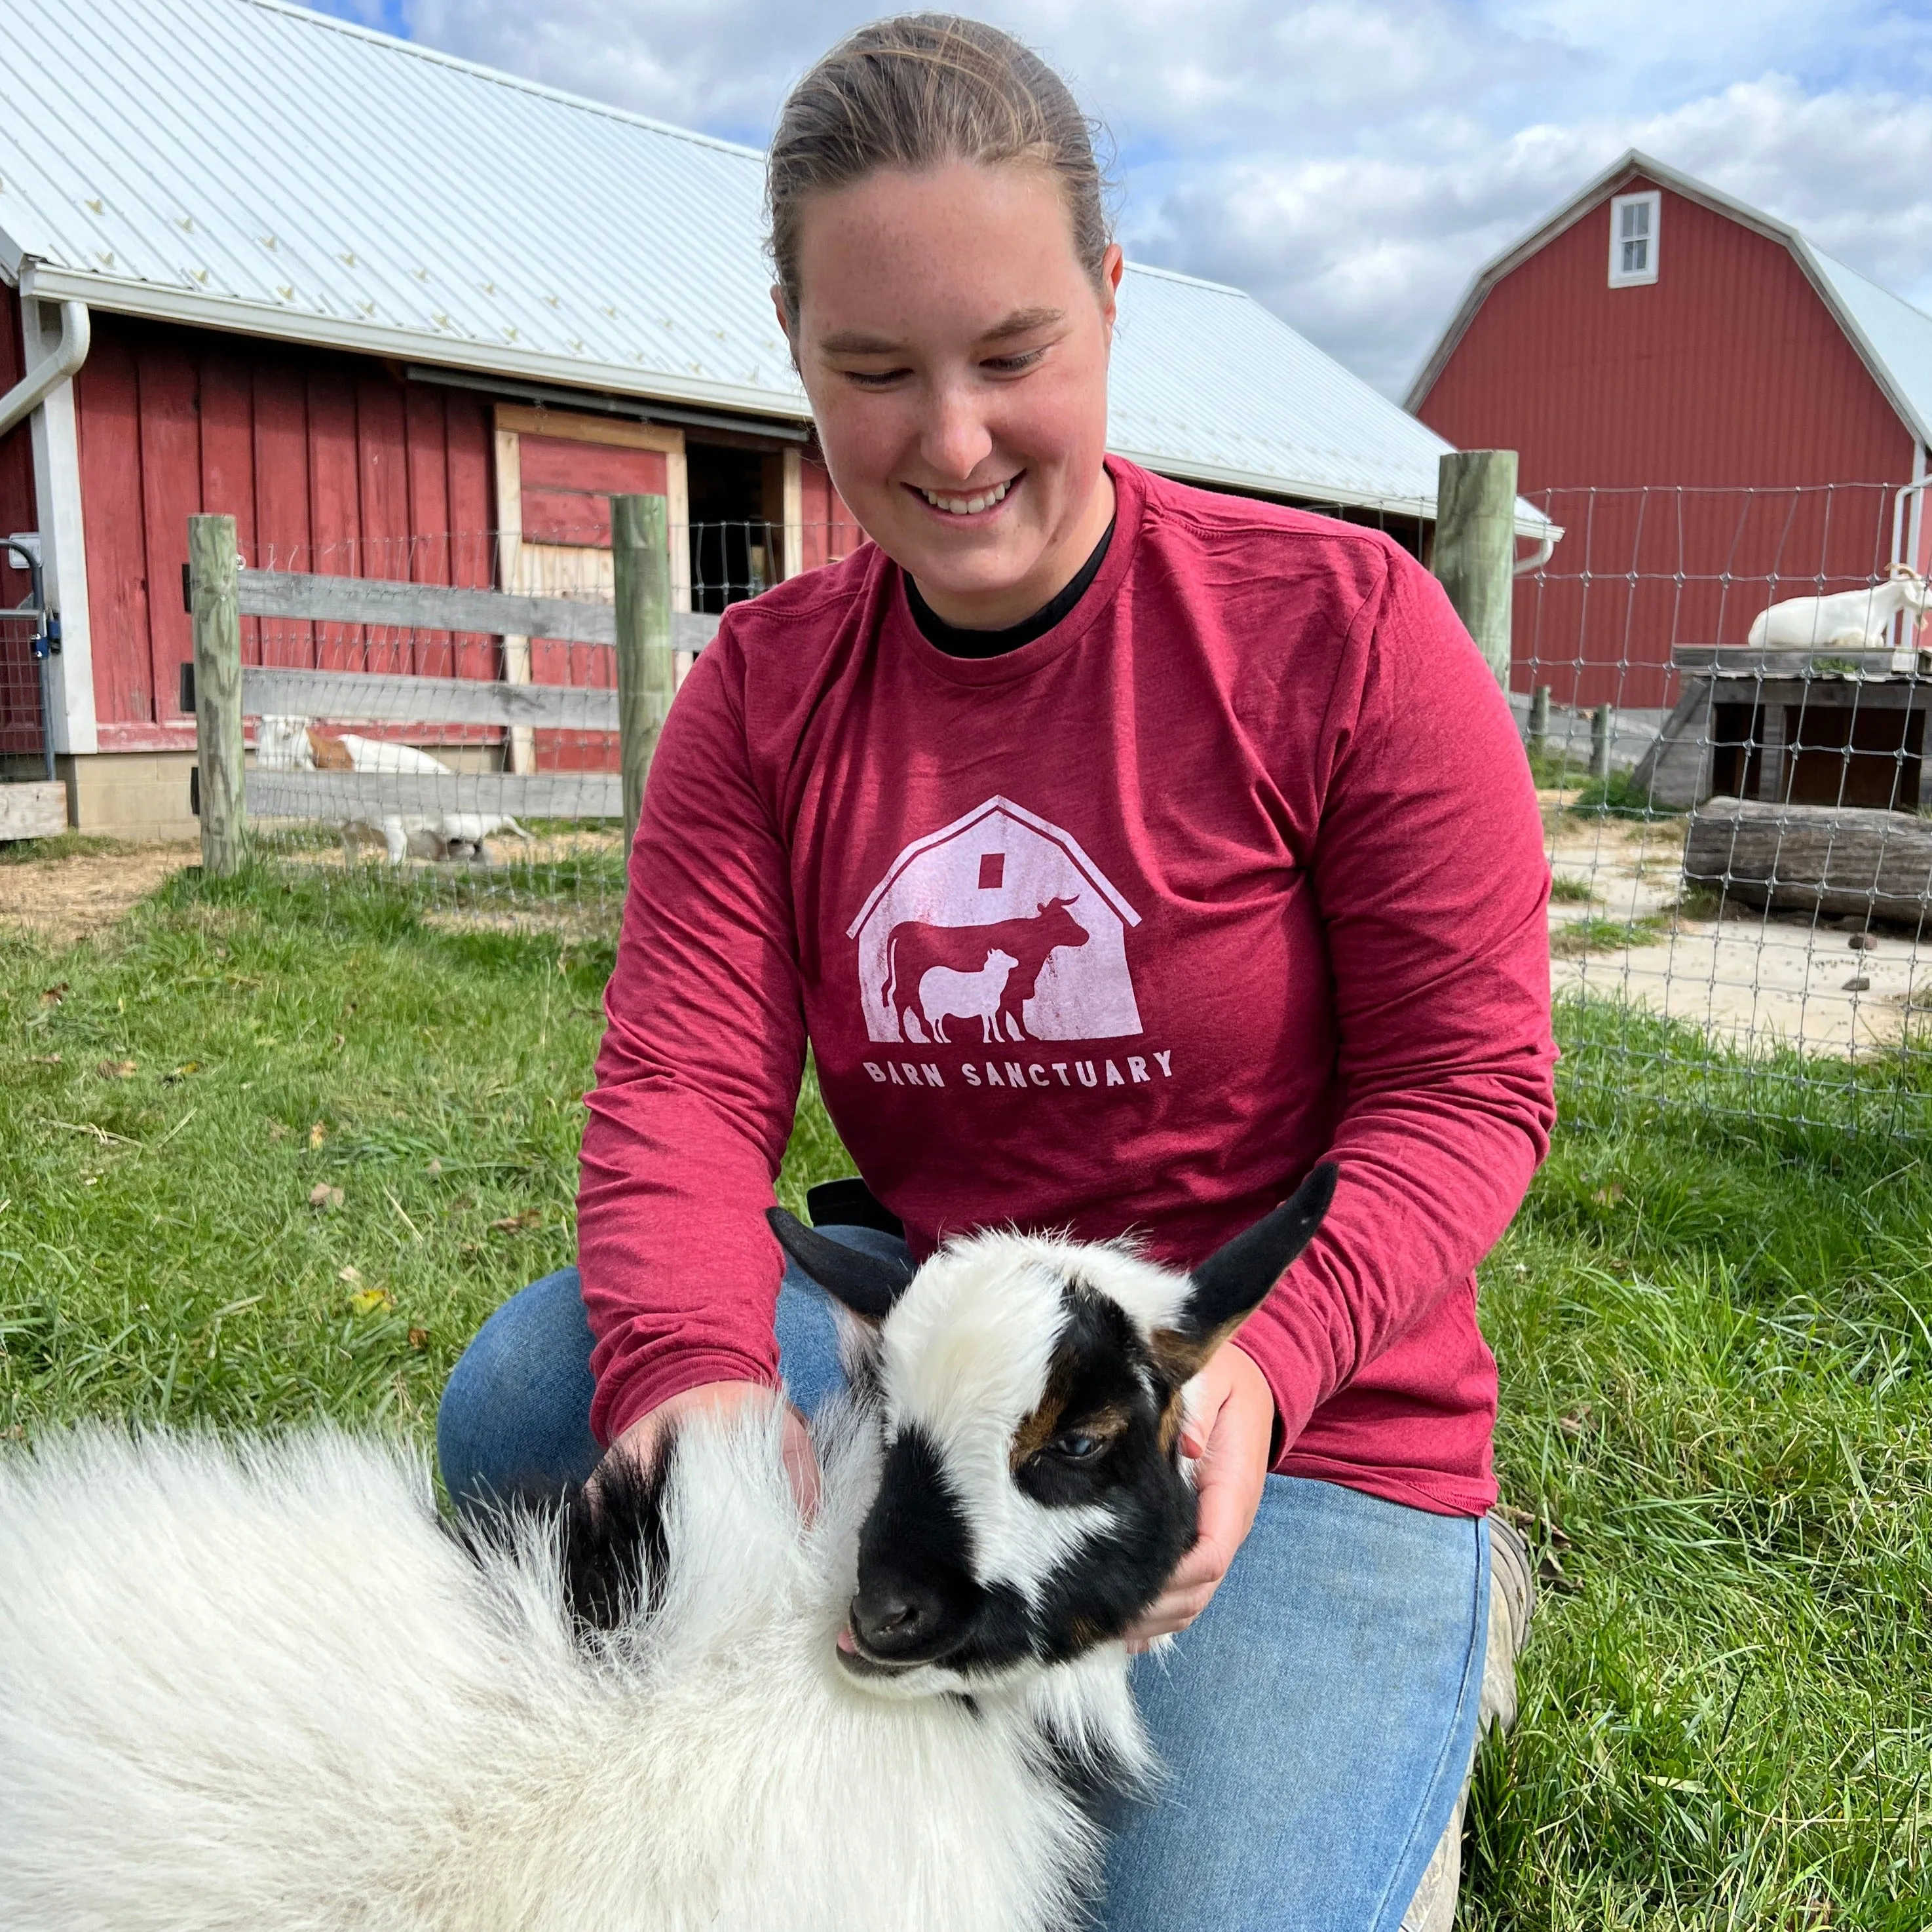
[{"left": 905, "top": 517, "right": 1116, "bottom": 659}]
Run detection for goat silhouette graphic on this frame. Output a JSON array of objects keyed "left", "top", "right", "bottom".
[{"left": 882, "top": 898, "right": 1090, "bottom": 1044}]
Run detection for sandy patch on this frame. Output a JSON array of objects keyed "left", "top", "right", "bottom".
[
  {"left": 0, "top": 844, "right": 199, "bottom": 949},
  {"left": 1542, "top": 793, "right": 1929, "bottom": 1059}
]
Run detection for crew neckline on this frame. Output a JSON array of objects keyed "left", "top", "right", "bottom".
[
  {"left": 889, "top": 458, "right": 1145, "bottom": 687},
  {"left": 907, "top": 514, "right": 1116, "bottom": 658}
]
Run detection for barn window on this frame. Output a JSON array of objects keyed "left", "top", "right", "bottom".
[{"left": 1608, "top": 191, "right": 1660, "bottom": 287}]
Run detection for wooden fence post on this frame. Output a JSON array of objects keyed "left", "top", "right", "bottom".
[
  {"left": 611, "top": 493, "right": 675, "bottom": 853},
  {"left": 189, "top": 514, "right": 246, "bottom": 876},
  {"left": 1433, "top": 449, "right": 1517, "bottom": 689},
  {"left": 1527, "top": 684, "right": 1550, "bottom": 760}
]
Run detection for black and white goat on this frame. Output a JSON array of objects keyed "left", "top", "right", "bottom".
[{"left": 0, "top": 1167, "right": 1336, "bottom": 1932}]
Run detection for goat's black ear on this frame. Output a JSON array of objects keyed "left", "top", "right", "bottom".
[
  {"left": 766, "top": 1206, "right": 915, "bottom": 1323},
  {"left": 1153, "top": 1164, "right": 1337, "bottom": 1380}
]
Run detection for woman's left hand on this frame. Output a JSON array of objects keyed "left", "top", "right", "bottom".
[{"left": 1123, "top": 1341, "right": 1276, "bottom": 1652}]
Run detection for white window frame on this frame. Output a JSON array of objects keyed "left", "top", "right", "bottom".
[{"left": 1608, "top": 190, "right": 1660, "bottom": 288}]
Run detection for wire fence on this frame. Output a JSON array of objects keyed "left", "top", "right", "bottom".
[{"left": 1516, "top": 480, "right": 1932, "bottom": 1135}]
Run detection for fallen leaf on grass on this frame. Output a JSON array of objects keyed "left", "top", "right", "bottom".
[
  {"left": 39, "top": 983, "right": 67, "bottom": 1005},
  {"left": 347, "top": 1287, "right": 393, "bottom": 1317},
  {"left": 94, "top": 1059, "right": 137, "bottom": 1080},
  {"left": 309, "top": 1183, "right": 345, "bottom": 1211},
  {"left": 269, "top": 1122, "right": 289, "bottom": 1142},
  {"left": 161, "top": 1062, "right": 201, "bottom": 1084},
  {"left": 407, "top": 1327, "right": 430, "bottom": 1350},
  {"left": 308, "top": 1122, "right": 326, "bottom": 1150},
  {"left": 1559, "top": 1407, "right": 1591, "bottom": 1437},
  {"left": 489, "top": 1211, "right": 542, "bottom": 1233}
]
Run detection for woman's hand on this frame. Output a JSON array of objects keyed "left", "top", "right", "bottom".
[
  {"left": 607, "top": 1380, "right": 821, "bottom": 1519},
  {"left": 1123, "top": 1342, "right": 1275, "bottom": 1651}
]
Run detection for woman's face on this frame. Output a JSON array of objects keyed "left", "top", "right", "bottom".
[{"left": 784, "top": 161, "right": 1122, "bottom": 628}]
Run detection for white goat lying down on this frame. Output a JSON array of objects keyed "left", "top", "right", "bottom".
[
  {"left": 0, "top": 1167, "right": 1338, "bottom": 1932},
  {"left": 1747, "top": 563, "right": 1932, "bottom": 651},
  {"left": 254, "top": 713, "right": 532, "bottom": 864}
]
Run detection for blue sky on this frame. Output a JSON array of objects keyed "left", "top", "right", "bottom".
[{"left": 310, "top": 1, "right": 1932, "bottom": 397}]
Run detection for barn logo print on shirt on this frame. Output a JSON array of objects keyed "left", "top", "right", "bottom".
[{"left": 848, "top": 797, "right": 1142, "bottom": 1046}]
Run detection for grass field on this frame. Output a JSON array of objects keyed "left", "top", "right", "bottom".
[{"left": 2, "top": 856, "right": 1927, "bottom": 1928}]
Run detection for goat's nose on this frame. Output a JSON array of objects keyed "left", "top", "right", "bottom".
[{"left": 851, "top": 1584, "right": 941, "bottom": 1657}]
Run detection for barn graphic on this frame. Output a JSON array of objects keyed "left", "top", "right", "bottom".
[{"left": 848, "top": 798, "right": 1142, "bottom": 1046}]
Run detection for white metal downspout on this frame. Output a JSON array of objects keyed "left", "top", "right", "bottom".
[{"left": 0, "top": 298, "right": 88, "bottom": 438}]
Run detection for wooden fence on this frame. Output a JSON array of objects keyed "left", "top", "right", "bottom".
[{"left": 186, "top": 496, "right": 719, "bottom": 875}]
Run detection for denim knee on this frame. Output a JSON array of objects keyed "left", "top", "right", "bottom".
[{"left": 436, "top": 1267, "right": 601, "bottom": 1513}]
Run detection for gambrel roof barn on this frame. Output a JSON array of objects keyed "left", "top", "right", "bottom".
[{"left": 1408, "top": 150, "right": 1932, "bottom": 710}]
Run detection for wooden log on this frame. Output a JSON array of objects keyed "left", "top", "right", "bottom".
[
  {"left": 611, "top": 493, "right": 675, "bottom": 852},
  {"left": 1433, "top": 449, "right": 1517, "bottom": 688},
  {"left": 0, "top": 780, "right": 68, "bottom": 841},
  {"left": 190, "top": 515, "right": 247, "bottom": 876},
  {"left": 1684, "top": 797, "right": 1932, "bottom": 922},
  {"left": 240, "top": 667, "right": 620, "bottom": 732}
]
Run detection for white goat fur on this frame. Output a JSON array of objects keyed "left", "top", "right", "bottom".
[
  {"left": 0, "top": 1232, "right": 1195, "bottom": 1932},
  {"left": 1747, "top": 565, "right": 1932, "bottom": 650},
  {"left": 254, "top": 714, "right": 531, "bottom": 863}
]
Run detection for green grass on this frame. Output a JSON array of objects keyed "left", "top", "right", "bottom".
[
  {"left": 4, "top": 864, "right": 1929, "bottom": 1927},
  {"left": 1547, "top": 875, "right": 1601, "bottom": 906}
]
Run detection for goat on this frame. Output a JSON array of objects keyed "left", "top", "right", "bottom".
[
  {"left": 255, "top": 714, "right": 532, "bottom": 863},
  {"left": 0, "top": 1165, "right": 1336, "bottom": 1932},
  {"left": 1746, "top": 564, "right": 1932, "bottom": 651}
]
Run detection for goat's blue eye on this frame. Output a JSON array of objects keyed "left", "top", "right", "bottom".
[{"left": 1053, "top": 1433, "right": 1102, "bottom": 1462}]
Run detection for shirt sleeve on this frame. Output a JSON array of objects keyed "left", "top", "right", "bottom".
[
  {"left": 575, "top": 632, "right": 805, "bottom": 1448},
  {"left": 1236, "top": 547, "right": 1557, "bottom": 1459}
]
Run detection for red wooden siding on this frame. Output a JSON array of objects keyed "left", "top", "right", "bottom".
[
  {"left": 72, "top": 315, "right": 495, "bottom": 747},
  {"left": 521, "top": 436, "right": 666, "bottom": 544},
  {"left": 799, "top": 455, "right": 861, "bottom": 568},
  {"left": 0, "top": 290, "right": 43, "bottom": 754},
  {"left": 1416, "top": 180, "right": 1918, "bottom": 708}
]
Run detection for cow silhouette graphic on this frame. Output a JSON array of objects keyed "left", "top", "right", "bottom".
[{"left": 883, "top": 898, "right": 1090, "bottom": 1045}]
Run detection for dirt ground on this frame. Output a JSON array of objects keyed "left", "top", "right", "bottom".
[
  {"left": 1544, "top": 795, "right": 1930, "bottom": 1059},
  {"left": 0, "top": 843, "right": 200, "bottom": 949}
]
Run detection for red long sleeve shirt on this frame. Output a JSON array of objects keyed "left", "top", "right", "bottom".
[{"left": 578, "top": 459, "right": 1555, "bottom": 1517}]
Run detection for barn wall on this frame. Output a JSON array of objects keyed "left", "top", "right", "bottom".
[
  {"left": 1416, "top": 181, "right": 1918, "bottom": 708},
  {"left": 73, "top": 314, "right": 496, "bottom": 749},
  {"left": 799, "top": 455, "right": 861, "bottom": 569},
  {"left": 0, "top": 289, "right": 42, "bottom": 756}
]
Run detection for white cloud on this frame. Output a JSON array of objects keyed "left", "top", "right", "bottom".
[{"left": 314, "top": 1, "right": 1932, "bottom": 395}]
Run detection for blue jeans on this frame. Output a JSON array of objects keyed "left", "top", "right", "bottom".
[{"left": 438, "top": 1239, "right": 1488, "bottom": 1932}]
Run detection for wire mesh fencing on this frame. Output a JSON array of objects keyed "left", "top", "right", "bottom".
[{"left": 1514, "top": 480, "right": 1932, "bottom": 1135}]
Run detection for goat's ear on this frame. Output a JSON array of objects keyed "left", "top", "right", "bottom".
[
  {"left": 765, "top": 1207, "right": 915, "bottom": 1323},
  {"left": 1151, "top": 1164, "right": 1338, "bottom": 1382}
]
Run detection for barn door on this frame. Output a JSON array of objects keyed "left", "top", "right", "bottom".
[{"left": 492, "top": 405, "right": 689, "bottom": 773}]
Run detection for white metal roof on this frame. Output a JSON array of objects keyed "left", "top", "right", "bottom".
[
  {"left": 1407, "top": 148, "right": 1932, "bottom": 450},
  {"left": 1, "top": 0, "right": 1544, "bottom": 527}
]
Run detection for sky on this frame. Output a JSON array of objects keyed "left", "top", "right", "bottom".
[{"left": 314, "top": 1, "right": 1932, "bottom": 400}]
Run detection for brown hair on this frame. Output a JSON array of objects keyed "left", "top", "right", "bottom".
[{"left": 767, "top": 14, "right": 1113, "bottom": 325}]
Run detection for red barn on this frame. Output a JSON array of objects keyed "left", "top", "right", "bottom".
[{"left": 1408, "top": 151, "right": 1932, "bottom": 712}]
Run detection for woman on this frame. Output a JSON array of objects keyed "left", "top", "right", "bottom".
[{"left": 438, "top": 16, "right": 1554, "bottom": 1929}]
